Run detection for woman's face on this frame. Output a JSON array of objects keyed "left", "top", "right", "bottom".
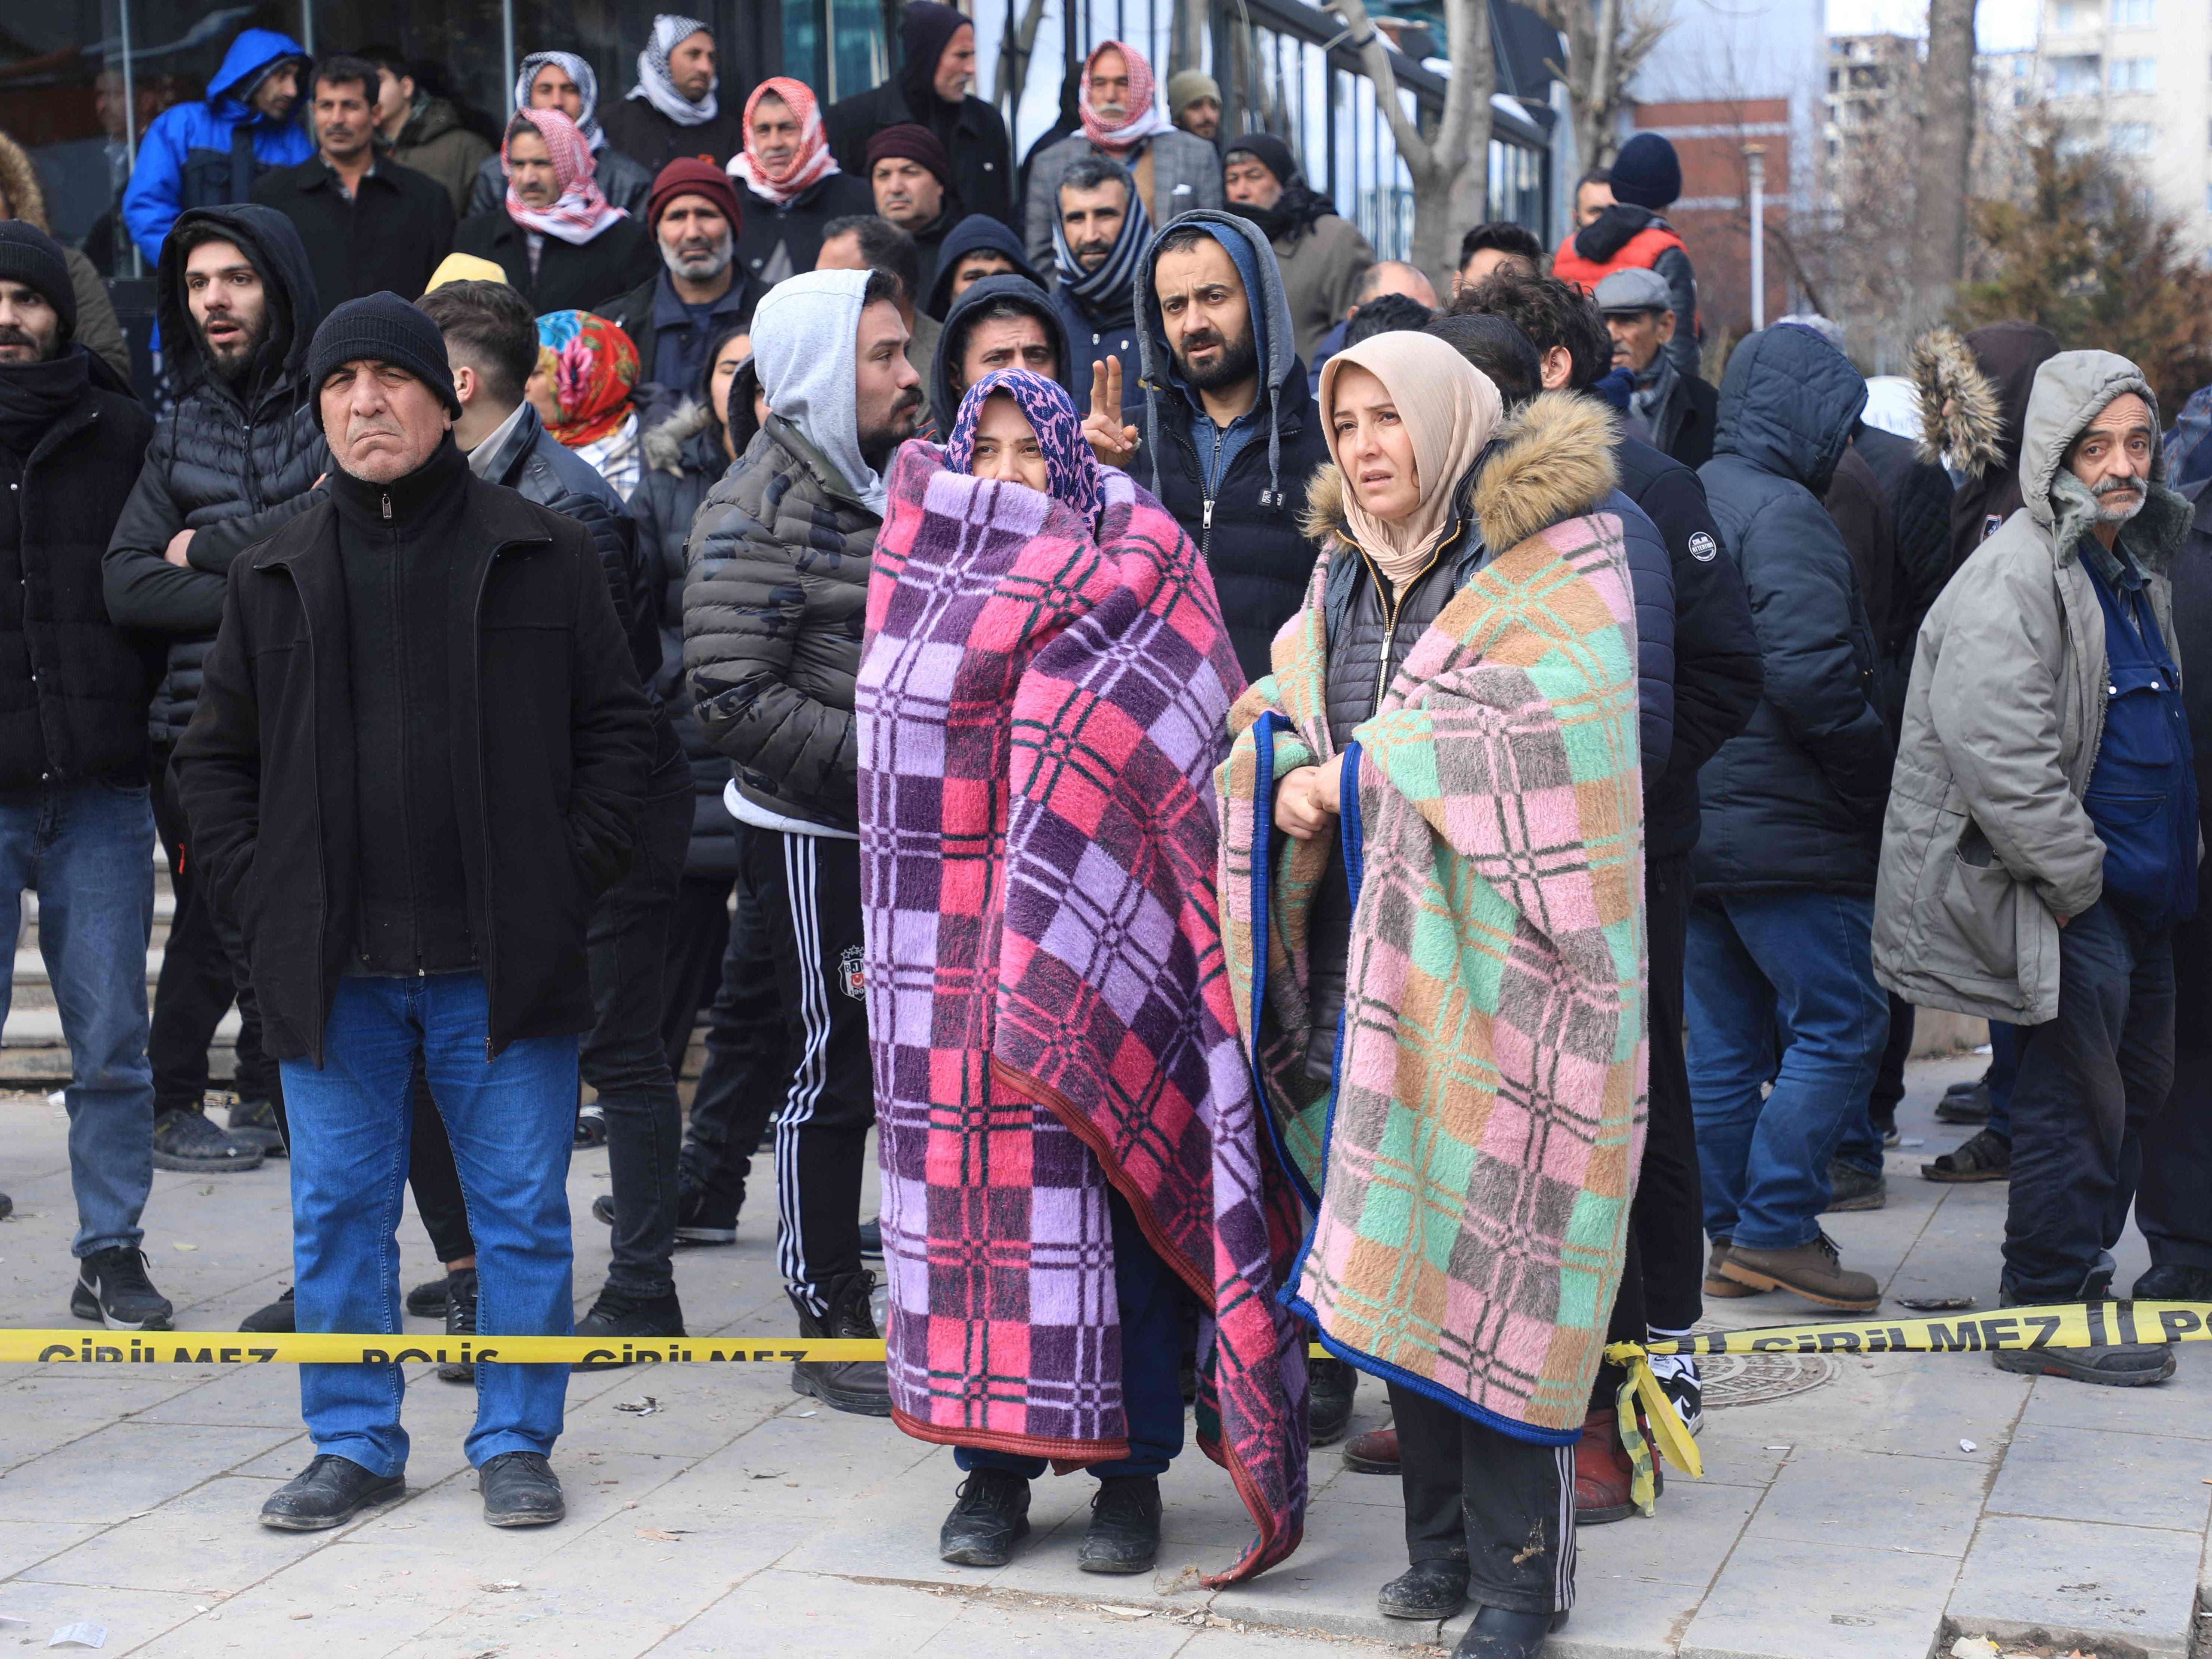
[
  {"left": 969, "top": 393, "right": 1049, "bottom": 493},
  {"left": 1328, "top": 363, "right": 1420, "bottom": 524},
  {"left": 708, "top": 332, "right": 751, "bottom": 438},
  {"left": 525, "top": 356, "right": 562, "bottom": 429}
]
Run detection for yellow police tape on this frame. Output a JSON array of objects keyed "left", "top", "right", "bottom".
[{"left": 7, "top": 1300, "right": 2206, "bottom": 1519}]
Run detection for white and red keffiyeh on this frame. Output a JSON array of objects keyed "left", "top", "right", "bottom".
[
  {"left": 729, "top": 78, "right": 838, "bottom": 206},
  {"left": 502, "top": 108, "right": 626, "bottom": 246},
  {"left": 1077, "top": 40, "right": 1174, "bottom": 155}
]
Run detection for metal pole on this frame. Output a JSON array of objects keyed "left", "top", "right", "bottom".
[
  {"left": 1744, "top": 143, "right": 1766, "bottom": 332},
  {"left": 117, "top": 0, "right": 142, "bottom": 277},
  {"left": 502, "top": 0, "right": 518, "bottom": 118},
  {"left": 300, "top": 0, "right": 315, "bottom": 58}
]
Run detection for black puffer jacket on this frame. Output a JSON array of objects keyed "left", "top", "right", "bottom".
[
  {"left": 102, "top": 203, "right": 327, "bottom": 750},
  {"left": 0, "top": 354, "right": 160, "bottom": 788},
  {"left": 638, "top": 400, "right": 738, "bottom": 878},
  {"left": 1694, "top": 326, "right": 1892, "bottom": 896},
  {"left": 683, "top": 414, "right": 874, "bottom": 831}
]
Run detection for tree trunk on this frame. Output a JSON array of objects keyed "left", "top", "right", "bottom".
[
  {"left": 1911, "top": 0, "right": 1975, "bottom": 325},
  {"left": 994, "top": 0, "right": 1052, "bottom": 114},
  {"left": 1172, "top": 0, "right": 1208, "bottom": 79}
]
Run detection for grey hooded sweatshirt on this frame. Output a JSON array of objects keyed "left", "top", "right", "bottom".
[{"left": 1873, "top": 351, "right": 2194, "bottom": 1024}]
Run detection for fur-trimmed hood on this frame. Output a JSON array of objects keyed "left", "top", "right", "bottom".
[
  {"left": 1299, "top": 391, "right": 1621, "bottom": 559},
  {"left": 1912, "top": 321, "right": 2060, "bottom": 477},
  {"left": 0, "top": 132, "right": 48, "bottom": 233}
]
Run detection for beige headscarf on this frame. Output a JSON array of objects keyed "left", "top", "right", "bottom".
[{"left": 1318, "top": 332, "right": 1505, "bottom": 588}]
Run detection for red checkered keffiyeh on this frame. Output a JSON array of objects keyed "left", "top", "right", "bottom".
[
  {"left": 730, "top": 77, "right": 838, "bottom": 207},
  {"left": 502, "top": 108, "right": 625, "bottom": 245}
]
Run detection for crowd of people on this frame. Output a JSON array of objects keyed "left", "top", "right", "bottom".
[{"left": 0, "top": 9, "right": 2205, "bottom": 1655}]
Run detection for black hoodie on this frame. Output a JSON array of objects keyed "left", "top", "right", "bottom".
[
  {"left": 1947, "top": 320, "right": 2061, "bottom": 577},
  {"left": 102, "top": 202, "right": 329, "bottom": 748},
  {"left": 928, "top": 273, "right": 1075, "bottom": 435}
]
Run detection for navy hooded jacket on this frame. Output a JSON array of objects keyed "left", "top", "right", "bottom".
[
  {"left": 922, "top": 217, "right": 1049, "bottom": 321},
  {"left": 927, "top": 273, "right": 1075, "bottom": 436}
]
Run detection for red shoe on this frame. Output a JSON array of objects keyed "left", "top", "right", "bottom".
[
  {"left": 1573, "top": 1407, "right": 1658, "bottom": 1524},
  {"left": 1343, "top": 1425, "right": 1399, "bottom": 1473}
]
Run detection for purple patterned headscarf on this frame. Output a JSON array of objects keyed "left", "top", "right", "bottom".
[{"left": 944, "top": 369, "right": 1106, "bottom": 524}]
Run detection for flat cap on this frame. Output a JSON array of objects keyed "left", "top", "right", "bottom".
[{"left": 1593, "top": 266, "right": 1674, "bottom": 315}]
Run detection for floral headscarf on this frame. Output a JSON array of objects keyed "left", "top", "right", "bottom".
[
  {"left": 945, "top": 369, "right": 1105, "bottom": 524},
  {"left": 535, "top": 310, "right": 641, "bottom": 448},
  {"left": 503, "top": 108, "right": 625, "bottom": 245}
]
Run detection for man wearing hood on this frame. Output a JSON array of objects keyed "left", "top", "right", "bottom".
[
  {"left": 927, "top": 272, "right": 1070, "bottom": 434},
  {"left": 1550, "top": 133, "right": 1699, "bottom": 383},
  {"left": 104, "top": 204, "right": 328, "bottom": 1198},
  {"left": 465, "top": 54, "right": 654, "bottom": 220},
  {"left": 1022, "top": 41, "right": 1224, "bottom": 272},
  {"left": 121, "top": 28, "right": 313, "bottom": 266},
  {"left": 732, "top": 79, "right": 876, "bottom": 289},
  {"left": 1911, "top": 320, "right": 2063, "bottom": 578},
  {"left": 0, "top": 223, "right": 168, "bottom": 1331},
  {"left": 1083, "top": 211, "right": 1329, "bottom": 685},
  {"left": 827, "top": 2, "right": 1013, "bottom": 227},
  {"left": 922, "top": 214, "right": 1048, "bottom": 320},
  {"left": 362, "top": 48, "right": 495, "bottom": 218},
  {"left": 1047, "top": 155, "right": 1146, "bottom": 398},
  {"left": 600, "top": 16, "right": 747, "bottom": 172},
  {"left": 682, "top": 268, "right": 925, "bottom": 1416},
  {"left": 1691, "top": 325, "right": 1893, "bottom": 1316},
  {"left": 1223, "top": 134, "right": 1373, "bottom": 365},
  {"left": 1876, "top": 353, "right": 2196, "bottom": 1387}
]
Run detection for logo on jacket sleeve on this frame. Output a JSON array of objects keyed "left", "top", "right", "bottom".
[
  {"left": 838, "top": 945, "right": 866, "bottom": 1001},
  {"left": 1688, "top": 531, "right": 1718, "bottom": 562}
]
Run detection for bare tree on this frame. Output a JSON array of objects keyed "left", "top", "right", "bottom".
[
  {"left": 1332, "top": 0, "right": 1494, "bottom": 296},
  {"left": 1909, "top": 0, "right": 1975, "bottom": 324},
  {"left": 1529, "top": 0, "right": 1673, "bottom": 172}
]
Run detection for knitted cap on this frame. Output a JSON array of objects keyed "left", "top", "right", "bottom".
[
  {"left": 307, "top": 291, "right": 460, "bottom": 426},
  {"left": 1608, "top": 133, "right": 1681, "bottom": 211},
  {"left": 866, "top": 123, "right": 953, "bottom": 193},
  {"left": 648, "top": 156, "right": 745, "bottom": 234},
  {"left": 0, "top": 221, "right": 77, "bottom": 341},
  {"left": 1166, "top": 69, "right": 1220, "bottom": 116}
]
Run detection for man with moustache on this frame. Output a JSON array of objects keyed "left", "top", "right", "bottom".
[
  {"left": 683, "top": 268, "right": 923, "bottom": 1416},
  {"left": 594, "top": 159, "right": 763, "bottom": 418},
  {"left": 252, "top": 54, "right": 454, "bottom": 308},
  {"left": 1049, "top": 155, "right": 1145, "bottom": 395}
]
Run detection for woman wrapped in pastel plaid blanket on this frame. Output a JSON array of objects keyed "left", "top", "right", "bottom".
[{"left": 1216, "top": 332, "right": 1647, "bottom": 1656}]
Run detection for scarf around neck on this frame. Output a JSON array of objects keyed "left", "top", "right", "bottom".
[
  {"left": 513, "top": 52, "right": 606, "bottom": 151},
  {"left": 1318, "top": 331, "right": 1504, "bottom": 588},
  {"left": 730, "top": 78, "right": 838, "bottom": 208},
  {"left": 631, "top": 14, "right": 718, "bottom": 127},
  {"left": 505, "top": 110, "right": 626, "bottom": 244},
  {"left": 0, "top": 346, "right": 91, "bottom": 457},
  {"left": 945, "top": 368, "right": 1105, "bottom": 523},
  {"left": 1078, "top": 41, "right": 1175, "bottom": 155},
  {"left": 1053, "top": 176, "right": 1150, "bottom": 319}
]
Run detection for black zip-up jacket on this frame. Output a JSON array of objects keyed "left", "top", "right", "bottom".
[
  {"left": 249, "top": 154, "right": 455, "bottom": 310},
  {"left": 0, "top": 356, "right": 160, "bottom": 789},
  {"left": 175, "top": 462, "right": 654, "bottom": 1064},
  {"left": 453, "top": 210, "right": 658, "bottom": 319},
  {"left": 102, "top": 203, "right": 328, "bottom": 750},
  {"left": 824, "top": 80, "right": 1014, "bottom": 228}
]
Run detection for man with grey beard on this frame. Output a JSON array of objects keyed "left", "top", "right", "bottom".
[
  {"left": 594, "top": 159, "right": 764, "bottom": 421},
  {"left": 1876, "top": 352, "right": 2194, "bottom": 1388}
]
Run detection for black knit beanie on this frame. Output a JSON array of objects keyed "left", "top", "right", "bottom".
[
  {"left": 1608, "top": 133, "right": 1682, "bottom": 211},
  {"left": 0, "top": 222, "right": 77, "bottom": 342},
  {"left": 306, "top": 291, "right": 460, "bottom": 427}
]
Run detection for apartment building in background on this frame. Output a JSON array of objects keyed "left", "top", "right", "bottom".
[{"left": 2035, "top": 0, "right": 2212, "bottom": 244}]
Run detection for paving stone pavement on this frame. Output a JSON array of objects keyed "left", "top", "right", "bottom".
[{"left": 0, "top": 1054, "right": 2203, "bottom": 1658}]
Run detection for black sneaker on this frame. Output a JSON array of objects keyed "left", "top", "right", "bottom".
[
  {"left": 227, "top": 1098, "right": 285, "bottom": 1157},
  {"left": 1309, "top": 1355, "right": 1357, "bottom": 1446},
  {"left": 573, "top": 1286, "right": 685, "bottom": 1368},
  {"left": 240, "top": 1285, "right": 295, "bottom": 1334},
  {"left": 591, "top": 1193, "right": 616, "bottom": 1227},
  {"left": 1077, "top": 1475, "right": 1162, "bottom": 1574},
  {"left": 2135, "top": 1263, "right": 2212, "bottom": 1300},
  {"left": 858, "top": 1217, "right": 884, "bottom": 1259},
  {"left": 72, "top": 1246, "right": 173, "bottom": 1330},
  {"left": 1935, "top": 1080, "right": 1992, "bottom": 1124},
  {"left": 259, "top": 1454, "right": 405, "bottom": 1531},
  {"left": 938, "top": 1469, "right": 1031, "bottom": 1567},
  {"left": 479, "top": 1450, "right": 565, "bottom": 1527},
  {"left": 439, "top": 1269, "right": 477, "bottom": 1383},
  {"left": 406, "top": 1276, "right": 449, "bottom": 1318},
  {"left": 789, "top": 1272, "right": 892, "bottom": 1416},
  {"left": 1824, "top": 1160, "right": 1886, "bottom": 1212},
  {"left": 574, "top": 1105, "right": 607, "bottom": 1149},
  {"left": 152, "top": 1107, "right": 263, "bottom": 1173},
  {"left": 674, "top": 1183, "right": 739, "bottom": 1245},
  {"left": 1453, "top": 1605, "right": 1568, "bottom": 1659},
  {"left": 1378, "top": 1558, "right": 1469, "bottom": 1620}
]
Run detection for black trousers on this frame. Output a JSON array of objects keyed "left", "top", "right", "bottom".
[
  {"left": 680, "top": 825, "right": 789, "bottom": 1213},
  {"left": 661, "top": 873, "right": 735, "bottom": 1075},
  {"left": 148, "top": 748, "right": 276, "bottom": 1113},
  {"left": 746, "top": 827, "right": 874, "bottom": 1316},
  {"left": 2141, "top": 898, "right": 2212, "bottom": 1272},
  {"left": 1867, "top": 992, "right": 1915, "bottom": 1132},
  {"left": 410, "top": 783, "right": 693, "bottom": 1298},
  {"left": 1628, "top": 855, "right": 1704, "bottom": 1334},
  {"left": 1391, "top": 1381, "right": 1576, "bottom": 1615}
]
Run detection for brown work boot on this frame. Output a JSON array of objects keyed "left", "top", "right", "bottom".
[
  {"left": 1572, "top": 1407, "right": 1653, "bottom": 1523},
  {"left": 1719, "top": 1232, "right": 1879, "bottom": 1311},
  {"left": 1342, "top": 1425, "right": 1399, "bottom": 1473},
  {"left": 1704, "top": 1237, "right": 1763, "bottom": 1299}
]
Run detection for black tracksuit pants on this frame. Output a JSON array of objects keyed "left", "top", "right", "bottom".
[
  {"left": 745, "top": 826, "right": 874, "bottom": 1317},
  {"left": 679, "top": 825, "right": 790, "bottom": 1214},
  {"left": 1391, "top": 1382, "right": 1577, "bottom": 1615}
]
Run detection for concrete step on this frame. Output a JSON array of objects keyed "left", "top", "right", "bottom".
[
  {"left": 20, "top": 889, "right": 176, "bottom": 954},
  {"left": 4, "top": 949, "right": 163, "bottom": 1012}
]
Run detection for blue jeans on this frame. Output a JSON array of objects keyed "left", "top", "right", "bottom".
[
  {"left": 280, "top": 973, "right": 578, "bottom": 1475},
  {"left": 1687, "top": 891, "right": 1889, "bottom": 1251},
  {"left": 957, "top": 1188, "right": 1187, "bottom": 1481},
  {"left": 0, "top": 780, "right": 156, "bottom": 1257}
]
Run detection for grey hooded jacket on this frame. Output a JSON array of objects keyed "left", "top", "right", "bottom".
[{"left": 1873, "top": 351, "right": 2194, "bottom": 1024}]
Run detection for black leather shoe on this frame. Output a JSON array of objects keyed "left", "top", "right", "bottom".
[
  {"left": 1077, "top": 1474, "right": 1162, "bottom": 1574},
  {"left": 259, "top": 1454, "right": 404, "bottom": 1530},
  {"left": 239, "top": 1285, "right": 295, "bottom": 1334},
  {"left": 439, "top": 1269, "right": 477, "bottom": 1383},
  {"left": 938, "top": 1469, "right": 1031, "bottom": 1566},
  {"left": 574, "top": 1287, "right": 686, "bottom": 1368},
  {"left": 789, "top": 1272, "right": 892, "bottom": 1416},
  {"left": 2135, "top": 1263, "right": 2212, "bottom": 1301},
  {"left": 406, "top": 1276, "right": 449, "bottom": 1317},
  {"left": 1379, "top": 1559, "right": 1469, "bottom": 1620},
  {"left": 479, "top": 1451, "right": 565, "bottom": 1527},
  {"left": 1452, "top": 1604, "right": 1567, "bottom": 1658},
  {"left": 1309, "top": 1356, "right": 1357, "bottom": 1447}
]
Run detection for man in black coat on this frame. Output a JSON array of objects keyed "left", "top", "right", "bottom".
[
  {"left": 0, "top": 224, "right": 172, "bottom": 1331},
  {"left": 176, "top": 294, "right": 653, "bottom": 1535},
  {"left": 103, "top": 203, "right": 326, "bottom": 1181},
  {"left": 250, "top": 55, "right": 454, "bottom": 308},
  {"left": 454, "top": 111, "right": 656, "bottom": 316},
  {"left": 1595, "top": 267, "right": 1716, "bottom": 469},
  {"left": 825, "top": 3, "right": 1013, "bottom": 227},
  {"left": 598, "top": 16, "right": 748, "bottom": 171}
]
